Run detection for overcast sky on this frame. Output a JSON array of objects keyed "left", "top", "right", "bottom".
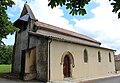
[{"left": 3, "top": 0, "right": 120, "bottom": 54}]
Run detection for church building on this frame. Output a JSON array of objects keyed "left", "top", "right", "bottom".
[{"left": 12, "top": 3, "right": 116, "bottom": 82}]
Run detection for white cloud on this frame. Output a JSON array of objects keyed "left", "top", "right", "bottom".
[
  {"left": 2, "top": 34, "right": 15, "bottom": 45},
  {"left": 73, "top": 0, "right": 120, "bottom": 54},
  {"left": 5, "top": 0, "right": 74, "bottom": 45},
  {"left": 28, "top": 0, "right": 74, "bottom": 31},
  {"left": 12, "top": 0, "right": 25, "bottom": 11},
  {"left": 6, "top": 0, "right": 120, "bottom": 55}
]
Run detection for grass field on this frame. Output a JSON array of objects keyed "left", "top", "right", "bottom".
[{"left": 0, "top": 64, "right": 11, "bottom": 73}]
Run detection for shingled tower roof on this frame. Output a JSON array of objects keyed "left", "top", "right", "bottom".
[
  {"left": 16, "top": 3, "right": 101, "bottom": 46},
  {"left": 20, "top": 2, "right": 36, "bottom": 20},
  {"left": 14, "top": 3, "right": 37, "bottom": 29}
]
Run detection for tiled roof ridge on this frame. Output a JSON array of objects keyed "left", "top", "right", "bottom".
[{"left": 35, "top": 21, "right": 101, "bottom": 45}]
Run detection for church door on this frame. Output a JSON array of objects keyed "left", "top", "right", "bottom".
[{"left": 63, "top": 55, "right": 71, "bottom": 77}]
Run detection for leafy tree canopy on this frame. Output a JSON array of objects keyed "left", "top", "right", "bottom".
[
  {"left": 0, "top": 0, "right": 120, "bottom": 45},
  {"left": 48, "top": 0, "right": 120, "bottom": 18},
  {"left": 0, "top": 44, "right": 13, "bottom": 64},
  {"left": 0, "top": 0, "right": 18, "bottom": 44}
]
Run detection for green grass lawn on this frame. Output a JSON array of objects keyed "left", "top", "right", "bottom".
[{"left": 0, "top": 64, "right": 11, "bottom": 73}]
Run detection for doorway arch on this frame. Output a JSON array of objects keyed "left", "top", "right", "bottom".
[{"left": 61, "top": 51, "right": 75, "bottom": 78}]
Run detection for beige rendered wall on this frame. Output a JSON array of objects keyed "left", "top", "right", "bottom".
[{"left": 50, "top": 40, "right": 115, "bottom": 81}]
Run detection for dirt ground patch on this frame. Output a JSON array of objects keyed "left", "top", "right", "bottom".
[{"left": 0, "top": 73, "right": 42, "bottom": 83}]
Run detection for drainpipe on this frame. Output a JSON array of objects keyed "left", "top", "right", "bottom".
[{"left": 48, "top": 37, "right": 52, "bottom": 82}]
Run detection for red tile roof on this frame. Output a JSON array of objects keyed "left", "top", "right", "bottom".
[
  {"left": 115, "top": 54, "right": 120, "bottom": 60},
  {"left": 35, "top": 21, "right": 101, "bottom": 45}
]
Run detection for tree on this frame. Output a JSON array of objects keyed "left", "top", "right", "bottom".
[
  {"left": 48, "top": 0, "right": 120, "bottom": 18},
  {"left": 0, "top": 0, "right": 120, "bottom": 45},
  {"left": 110, "top": 0, "right": 120, "bottom": 18},
  {"left": 0, "top": 0, "right": 18, "bottom": 44},
  {"left": 0, "top": 44, "right": 13, "bottom": 64}
]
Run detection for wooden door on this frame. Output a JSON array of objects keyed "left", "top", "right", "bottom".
[{"left": 63, "top": 55, "right": 70, "bottom": 77}]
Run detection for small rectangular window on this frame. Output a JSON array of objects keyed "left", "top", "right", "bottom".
[
  {"left": 109, "top": 52, "right": 112, "bottom": 62},
  {"left": 84, "top": 49, "right": 88, "bottom": 63},
  {"left": 98, "top": 51, "right": 101, "bottom": 62}
]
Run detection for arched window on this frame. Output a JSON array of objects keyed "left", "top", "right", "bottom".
[
  {"left": 84, "top": 49, "right": 88, "bottom": 63},
  {"left": 98, "top": 51, "right": 101, "bottom": 62},
  {"left": 109, "top": 52, "right": 112, "bottom": 62}
]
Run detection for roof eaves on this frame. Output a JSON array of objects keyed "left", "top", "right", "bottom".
[{"left": 28, "top": 31, "right": 115, "bottom": 51}]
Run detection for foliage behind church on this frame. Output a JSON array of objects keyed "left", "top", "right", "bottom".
[{"left": 0, "top": 44, "right": 13, "bottom": 64}]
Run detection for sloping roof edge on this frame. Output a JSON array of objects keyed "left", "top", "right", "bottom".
[
  {"left": 34, "top": 21, "right": 101, "bottom": 45},
  {"left": 20, "top": 3, "right": 36, "bottom": 20}
]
